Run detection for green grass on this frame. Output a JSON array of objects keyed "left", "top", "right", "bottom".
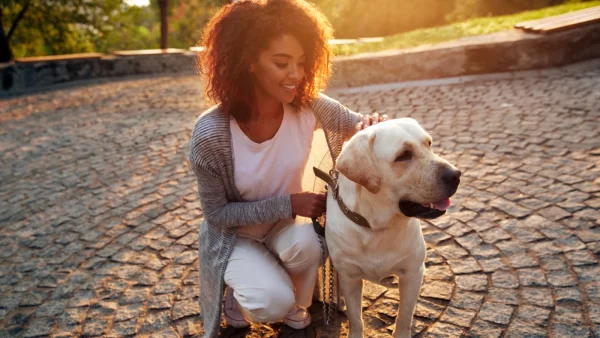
[{"left": 332, "top": 1, "right": 600, "bottom": 56}]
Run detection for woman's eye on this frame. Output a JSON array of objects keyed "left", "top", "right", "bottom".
[
  {"left": 395, "top": 151, "right": 412, "bottom": 162},
  {"left": 275, "top": 63, "right": 287, "bottom": 69}
]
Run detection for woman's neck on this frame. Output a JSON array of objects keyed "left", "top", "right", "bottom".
[{"left": 248, "top": 87, "right": 283, "bottom": 122}]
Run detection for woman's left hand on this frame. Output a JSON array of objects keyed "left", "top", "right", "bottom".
[{"left": 355, "top": 112, "right": 389, "bottom": 131}]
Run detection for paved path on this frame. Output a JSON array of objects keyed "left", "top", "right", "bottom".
[{"left": 0, "top": 59, "right": 599, "bottom": 337}]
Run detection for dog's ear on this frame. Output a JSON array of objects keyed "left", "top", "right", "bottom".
[{"left": 336, "top": 130, "right": 382, "bottom": 194}]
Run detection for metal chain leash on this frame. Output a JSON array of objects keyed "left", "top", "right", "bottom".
[
  {"left": 316, "top": 233, "right": 333, "bottom": 325},
  {"left": 327, "top": 256, "right": 334, "bottom": 324}
]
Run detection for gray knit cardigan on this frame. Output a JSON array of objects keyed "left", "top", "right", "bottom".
[{"left": 189, "top": 93, "right": 362, "bottom": 337}]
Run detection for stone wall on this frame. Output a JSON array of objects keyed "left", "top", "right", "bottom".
[
  {"left": 1, "top": 23, "right": 599, "bottom": 96},
  {"left": 328, "top": 24, "right": 600, "bottom": 87},
  {"left": 1, "top": 50, "right": 197, "bottom": 96}
]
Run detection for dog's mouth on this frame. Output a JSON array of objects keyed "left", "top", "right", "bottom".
[{"left": 399, "top": 198, "right": 451, "bottom": 219}]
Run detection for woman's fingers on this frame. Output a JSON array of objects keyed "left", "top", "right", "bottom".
[
  {"left": 311, "top": 193, "right": 327, "bottom": 216},
  {"left": 355, "top": 121, "right": 363, "bottom": 132},
  {"left": 362, "top": 115, "right": 370, "bottom": 128},
  {"left": 356, "top": 113, "right": 389, "bottom": 131},
  {"left": 371, "top": 112, "right": 379, "bottom": 125}
]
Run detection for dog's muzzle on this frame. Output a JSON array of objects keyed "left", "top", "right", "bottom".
[{"left": 399, "top": 201, "right": 447, "bottom": 219}]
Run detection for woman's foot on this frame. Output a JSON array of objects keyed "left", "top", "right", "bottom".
[
  {"left": 224, "top": 287, "right": 250, "bottom": 328},
  {"left": 284, "top": 304, "right": 311, "bottom": 329}
]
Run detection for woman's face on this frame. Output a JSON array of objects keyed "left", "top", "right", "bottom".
[{"left": 251, "top": 34, "right": 306, "bottom": 104}]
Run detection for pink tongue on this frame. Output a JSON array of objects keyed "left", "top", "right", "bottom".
[{"left": 434, "top": 198, "right": 451, "bottom": 211}]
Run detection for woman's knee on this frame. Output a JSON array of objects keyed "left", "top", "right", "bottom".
[
  {"left": 238, "top": 285, "right": 295, "bottom": 322},
  {"left": 279, "top": 227, "right": 321, "bottom": 270}
]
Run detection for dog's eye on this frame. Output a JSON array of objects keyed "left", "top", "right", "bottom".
[
  {"left": 395, "top": 151, "right": 412, "bottom": 162},
  {"left": 428, "top": 140, "right": 432, "bottom": 147}
]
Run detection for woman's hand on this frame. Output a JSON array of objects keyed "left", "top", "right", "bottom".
[
  {"left": 291, "top": 192, "right": 327, "bottom": 218},
  {"left": 355, "top": 112, "right": 389, "bottom": 131}
]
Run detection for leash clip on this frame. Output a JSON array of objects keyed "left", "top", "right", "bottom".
[{"left": 329, "top": 169, "right": 339, "bottom": 200}]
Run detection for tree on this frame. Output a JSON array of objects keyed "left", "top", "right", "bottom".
[
  {"left": 148, "top": 0, "right": 229, "bottom": 49},
  {"left": 0, "top": 0, "right": 129, "bottom": 61},
  {"left": 0, "top": 0, "right": 30, "bottom": 62},
  {"left": 158, "top": 0, "right": 168, "bottom": 49}
]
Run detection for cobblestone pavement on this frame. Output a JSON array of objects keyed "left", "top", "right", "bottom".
[{"left": 0, "top": 59, "right": 599, "bottom": 338}]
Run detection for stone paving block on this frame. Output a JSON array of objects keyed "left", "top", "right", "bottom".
[
  {"left": 424, "top": 265, "right": 453, "bottom": 282},
  {"left": 516, "top": 305, "right": 551, "bottom": 327},
  {"left": 440, "top": 306, "right": 476, "bottom": 327},
  {"left": 23, "top": 317, "right": 56, "bottom": 338},
  {"left": 363, "top": 281, "right": 387, "bottom": 301},
  {"left": 424, "top": 322, "right": 464, "bottom": 337},
  {"left": 479, "top": 302, "right": 514, "bottom": 325},
  {"left": 468, "top": 319, "right": 503, "bottom": 338},
  {"left": 419, "top": 281, "right": 454, "bottom": 301},
  {"left": 539, "top": 255, "right": 568, "bottom": 271},
  {"left": 447, "top": 257, "right": 482, "bottom": 274},
  {"left": 517, "top": 268, "right": 547, "bottom": 286},
  {"left": 455, "top": 274, "right": 488, "bottom": 292},
  {"left": 491, "top": 270, "right": 518, "bottom": 289},
  {"left": 565, "top": 250, "right": 597, "bottom": 266},
  {"left": 554, "top": 304, "right": 585, "bottom": 324},
  {"left": 555, "top": 287, "right": 583, "bottom": 304},
  {"left": 488, "top": 287, "right": 519, "bottom": 305},
  {"left": 449, "top": 291, "right": 483, "bottom": 311},
  {"left": 478, "top": 257, "right": 507, "bottom": 273},
  {"left": 551, "top": 322, "right": 591, "bottom": 338},
  {"left": 505, "top": 320, "right": 546, "bottom": 338},
  {"left": 172, "top": 299, "right": 200, "bottom": 321},
  {"left": 414, "top": 299, "right": 445, "bottom": 320}
]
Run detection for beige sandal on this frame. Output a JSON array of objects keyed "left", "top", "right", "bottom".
[{"left": 283, "top": 304, "right": 311, "bottom": 329}]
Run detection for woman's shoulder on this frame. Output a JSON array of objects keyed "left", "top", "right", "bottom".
[
  {"left": 189, "top": 104, "right": 230, "bottom": 166},
  {"left": 193, "top": 104, "right": 228, "bottom": 131},
  {"left": 309, "top": 92, "right": 341, "bottom": 113}
]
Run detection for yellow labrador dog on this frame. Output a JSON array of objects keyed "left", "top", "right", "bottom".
[{"left": 325, "top": 118, "right": 460, "bottom": 338}]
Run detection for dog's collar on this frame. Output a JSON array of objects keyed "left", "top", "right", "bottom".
[{"left": 313, "top": 167, "right": 372, "bottom": 229}]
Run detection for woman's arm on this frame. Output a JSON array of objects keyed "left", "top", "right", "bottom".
[
  {"left": 310, "top": 93, "right": 388, "bottom": 138},
  {"left": 191, "top": 162, "right": 293, "bottom": 228},
  {"left": 310, "top": 93, "right": 363, "bottom": 140}
]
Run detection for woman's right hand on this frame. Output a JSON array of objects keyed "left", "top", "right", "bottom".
[{"left": 291, "top": 192, "right": 327, "bottom": 218}]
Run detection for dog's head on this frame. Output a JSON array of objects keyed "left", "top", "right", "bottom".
[{"left": 336, "top": 118, "right": 460, "bottom": 220}]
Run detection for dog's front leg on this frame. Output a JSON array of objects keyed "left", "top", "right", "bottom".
[
  {"left": 338, "top": 273, "right": 364, "bottom": 338},
  {"left": 393, "top": 265, "right": 424, "bottom": 338}
]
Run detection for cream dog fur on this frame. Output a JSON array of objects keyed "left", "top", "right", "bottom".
[{"left": 325, "top": 118, "right": 461, "bottom": 338}]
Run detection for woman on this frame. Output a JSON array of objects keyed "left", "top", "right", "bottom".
[{"left": 189, "top": 0, "right": 386, "bottom": 336}]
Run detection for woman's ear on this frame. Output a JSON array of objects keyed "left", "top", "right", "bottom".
[{"left": 249, "top": 64, "right": 255, "bottom": 73}]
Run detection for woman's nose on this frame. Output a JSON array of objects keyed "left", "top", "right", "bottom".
[{"left": 288, "top": 65, "right": 300, "bottom": 81}]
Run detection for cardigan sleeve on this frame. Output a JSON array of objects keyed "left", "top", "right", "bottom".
[
  {"left": 310, "top": 93, "right": 363, "bottom": 141},
  {"left": 190, "top": 161, "right": 293, "bottom": 229}
]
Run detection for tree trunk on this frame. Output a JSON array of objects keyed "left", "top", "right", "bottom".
[
  {"left": 0, "top": 8, "right": 13, "bottom": 62},
  {"left": 159, "top": 0, "right": 168, "bottom": 49}
]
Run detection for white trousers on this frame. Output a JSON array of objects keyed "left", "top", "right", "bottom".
[{"left": 224, "top": 218, "right": 321, "bottom": 323}]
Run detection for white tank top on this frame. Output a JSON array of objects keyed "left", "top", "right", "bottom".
[{"left": 230, "top": 103, "right": 316, "bottom": 240}]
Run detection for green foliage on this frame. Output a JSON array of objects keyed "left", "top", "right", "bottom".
[
  {"left": 312, "top": 0, "right": 593, "bottom": 38},
  {"left": 331, "top": 0, "right": 600, "bottom": 56},
  {"left": 3, "top": 0, "right": 134, "bottom": 58},
  {"left": 96, "top": 5, "right": 159, "bottom": 53}
]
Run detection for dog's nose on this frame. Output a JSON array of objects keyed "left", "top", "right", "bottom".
[{"left": 442, "top": 168, "right": 461, "bottom": 187}]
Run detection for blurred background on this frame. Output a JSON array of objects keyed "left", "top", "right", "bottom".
[{"left": 1, "top": 0, "right": 597, "bottom": 60}]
